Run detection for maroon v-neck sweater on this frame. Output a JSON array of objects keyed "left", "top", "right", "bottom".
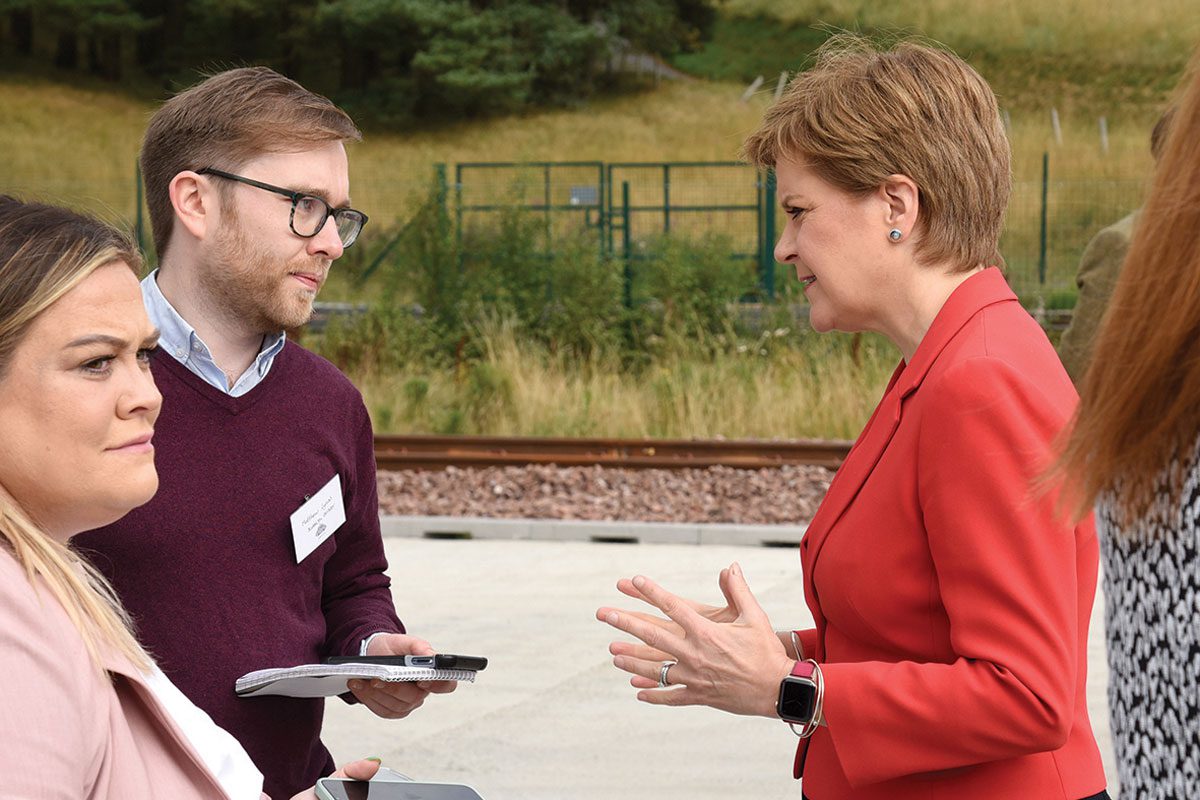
[{"left": 77, "top": 341, "right": 403, "bottom": 800}]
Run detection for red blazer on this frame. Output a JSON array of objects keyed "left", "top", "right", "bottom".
[{"left": 794, "top": 268, "right": 1107, "bottom": 799}]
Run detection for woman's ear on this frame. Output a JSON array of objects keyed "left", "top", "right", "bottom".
[
  {"left": 167, "top": 171, "right": 215, "bottom": 242},
  {"left": 878, "top": 174, "right": 920, "bottom": 240}
]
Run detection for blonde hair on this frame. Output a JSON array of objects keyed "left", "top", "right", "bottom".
[
  {"left": 1056, "top": 50, "right": 1200, "bottom": 525},
  {"left": 0, "top": 196, "right": 150, "bottom": 671},
  {"left": 140, "top": 66, "right": 362, "bottom": 261},
  {"left": 741, "top": 34, "right": 1011, "bottom": 272}
]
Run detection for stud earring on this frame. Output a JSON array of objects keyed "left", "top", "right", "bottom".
[{"left": 889, "top": 229, "right": 902, "bottom": 242}]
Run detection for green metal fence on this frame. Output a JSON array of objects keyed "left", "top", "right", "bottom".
[
  {"left": 442, "top": 156, "right": 1146, "bottom": 306},
  {"left": 13, "top": 155, "right": 1148, "bottom": 308},
  {"left": 1003, "top": 158, "right": 1145, "bottom": 301},
  {"left": 451, "top": 160, "right": 778, "bottom": 300},
  {"left": 454, "top": 161, "right": 607, "bottom": 251}
]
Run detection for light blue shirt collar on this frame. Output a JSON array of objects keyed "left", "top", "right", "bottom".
[{"left": 141, "top": 270, "right": 286, "bottom": 397}]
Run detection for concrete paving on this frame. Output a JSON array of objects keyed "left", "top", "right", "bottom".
[
  {"left": 322, "top": 534, "right": 1119, "bottom": 799},
  {"left": 380, "top": 515, "right": 809, "bottom": 547}
]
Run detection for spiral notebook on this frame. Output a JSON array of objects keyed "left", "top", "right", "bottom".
[{"left": 235, "top": 663, "right": 476, "bottom": 698}]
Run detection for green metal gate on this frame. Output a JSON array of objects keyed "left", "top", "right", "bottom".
[
  {"left": 454, "top": 161, "right": 606, "bottom": 251},
  {"left": 453, "top": 160, "right": 779, "bottom": 301},
  {"left": 604, "top": 161, "right": 774, "bottom": 297}
]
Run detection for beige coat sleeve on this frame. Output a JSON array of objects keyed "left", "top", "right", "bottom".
[{"left": 1058, "top": 211, "right": 1137, "bottom": 384}]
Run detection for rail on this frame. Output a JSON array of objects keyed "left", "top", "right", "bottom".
[{"left": 374, "top": 434, "right": 851, "bottom": 471}]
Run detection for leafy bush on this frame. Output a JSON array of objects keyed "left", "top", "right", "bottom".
[
  {"left": 311, "top": 191, "right": 759, "bottom": 374},
  {"left": 630, "top": 233, "right": 758, "bottom": 345}
]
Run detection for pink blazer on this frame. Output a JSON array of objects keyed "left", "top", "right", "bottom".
[
  {"left": 0, "top": 546, "right": 230, "bottom": 799},
  {"left": 793, "top": 269, "right": 1108, "bottom": 799}
]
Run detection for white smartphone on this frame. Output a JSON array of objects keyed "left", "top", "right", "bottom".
[{"left": 314, "top": 779, "right": 485, "bottom": 800}]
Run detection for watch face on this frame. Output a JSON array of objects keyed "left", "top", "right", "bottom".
[{"left": 778, "top": 678, "right": 816, "bottom": 723}]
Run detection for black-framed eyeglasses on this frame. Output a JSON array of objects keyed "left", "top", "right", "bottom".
[{"left": 196, "top": 167, "right": 368, "bottom": 248}]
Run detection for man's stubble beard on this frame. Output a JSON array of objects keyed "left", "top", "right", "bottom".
[{"left": 205, "top": 216, "right": 330, "bottom": 334}]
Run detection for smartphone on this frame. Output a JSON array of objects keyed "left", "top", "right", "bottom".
[
  {"left": 325, "top": 654, "right": 488, "bottom": 671},
  {"left": 314, "top": 779, "right": 485, "bottom": 800}
]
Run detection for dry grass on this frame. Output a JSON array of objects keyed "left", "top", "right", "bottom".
[
  {"left": 1, "top": 72, "right": 1163, "bottom": 228},
  {"left": 349, "top": 79, "right": 771, "bottom": 222},
  {"left": 2, "top": 77, "right": 148, "bottom": 227},
  {"left": 348, "top": 319, "right": 897, "bottom": 438}
]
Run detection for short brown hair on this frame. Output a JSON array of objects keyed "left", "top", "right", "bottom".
[
  {"left": 741, "top": 35, "right": 1011, "bottom": 272},
  {"left": 140, "top": 66, "right": 361, "bottom": 260}
]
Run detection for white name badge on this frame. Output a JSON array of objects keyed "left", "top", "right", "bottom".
[{"left": 290, "top": 473, "right": 347, "bottom": 563}]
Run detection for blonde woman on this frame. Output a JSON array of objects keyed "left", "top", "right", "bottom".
[
  {"left": 0, "top": 196, "right": 377, "bottom": 798},
  {"left": 1057, "top": 49, "right": 1200, "bottom": 800}
]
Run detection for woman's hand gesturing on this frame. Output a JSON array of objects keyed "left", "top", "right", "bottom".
[{"left": 597, "top": 562, "right": 794, "bottom": 718}]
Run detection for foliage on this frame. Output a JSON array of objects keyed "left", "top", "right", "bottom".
[
  {"left": 308, "top": 189, "right": 756, "bottom": 374},
  {"left": 337, "top": 318, "right": 899, "bottom": 438},
  {"left": 0, "top": 0, "right": 154, "bottom": 79},
  {"left": 670, "top": 13, "right": 827, "bottom": 83},
  {"left": 628, "top": 233, "right": 757, "bottom": 354},
  {"left": 319, "top": 0, "right": 715, "bottom": 125},
  {"left": 0, "top": 0, "right": 718, "bottom": 125}
]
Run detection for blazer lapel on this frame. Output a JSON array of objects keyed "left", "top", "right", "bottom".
[
  {"left": 801, "top": 365, "right": 904, "bottom": 574},
  {"left": 799, "top": 268, "right": 1019, "bottom": 650},
  {"left": 102, "top": 651, "right": 231, "bottom": 797}
]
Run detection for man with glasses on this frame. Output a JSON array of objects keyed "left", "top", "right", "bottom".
[
  {"left": 195, "top": 167, "right": 369, "bottom": 250},
  {"left": 76, "top": 67, "right": 455, "bottom": 800}
]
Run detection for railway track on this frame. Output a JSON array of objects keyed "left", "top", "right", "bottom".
[{"left": 374, "top": 434, "right": 852, "bottom": 471}]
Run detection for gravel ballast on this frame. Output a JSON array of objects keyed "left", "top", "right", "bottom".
[{"left": 377, "top": 464, "right": 834, "bottom": 525}]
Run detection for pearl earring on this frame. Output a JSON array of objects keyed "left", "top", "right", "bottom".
[{"left": 889, "top": 229, "right": 902, "bottom": 242}]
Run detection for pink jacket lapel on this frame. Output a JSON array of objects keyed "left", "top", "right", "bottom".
[{"left": 101, "top": 649, "right": 234, "bottom": 798}]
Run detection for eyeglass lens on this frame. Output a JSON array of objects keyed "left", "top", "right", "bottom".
[{"left": 291, "top": 196, "right": 365, "bottom": 246}]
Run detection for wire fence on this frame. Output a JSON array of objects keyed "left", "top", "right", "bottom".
[{"left": 4, "top": 155, "right": 1148, "bottom": 306}]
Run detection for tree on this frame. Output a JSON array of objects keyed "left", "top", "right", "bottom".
[
  {"left": 1, "top": 0, "right": 153, "bottom": 79},
  {"left": 1, "top": 0, "right": 719, "bottom": 126}
]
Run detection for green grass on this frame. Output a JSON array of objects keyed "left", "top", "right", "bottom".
[
  {"left": 672, "top": 16, "right": 829, "bottom": 83},
  {"left": 708, "top": 0, "right": 1198, "bottom": 114}
]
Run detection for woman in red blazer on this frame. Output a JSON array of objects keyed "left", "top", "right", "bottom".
[{"left": 598, "top": 35, "right": 1109, "bottom": 800}]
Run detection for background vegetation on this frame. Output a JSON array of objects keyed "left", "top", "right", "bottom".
[
  {"left": 306, "top": 200, "right": 896, "bottom": 438},
  {"left": 0, "top": 0, "right": 713, "bottom": 126},
  {"left": 685, "top": 0, "right": 1195, "bottom": 113},
  {"left": 2, "top": 1, "right": 1198, "bottom": 437}
]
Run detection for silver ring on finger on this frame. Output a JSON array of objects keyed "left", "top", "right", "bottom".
[{"left": 658, "top": 660, "right": 677, "bottom": 688}]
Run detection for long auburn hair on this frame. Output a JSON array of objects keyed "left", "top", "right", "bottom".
[
  {"left": 0, "top": 196, "right": 151, "bottom": 671},
  {"left": 1057, "top": 51, "right": 1200, "bottom": 524}
]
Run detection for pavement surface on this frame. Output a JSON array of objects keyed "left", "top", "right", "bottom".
[{"left": 322, "top": 534, "right": 1119, "bottom": 799}]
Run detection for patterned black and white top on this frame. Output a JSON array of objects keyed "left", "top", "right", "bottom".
[{"left": 1096, "top": 455, "right": 1200, "bottom": 800}]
